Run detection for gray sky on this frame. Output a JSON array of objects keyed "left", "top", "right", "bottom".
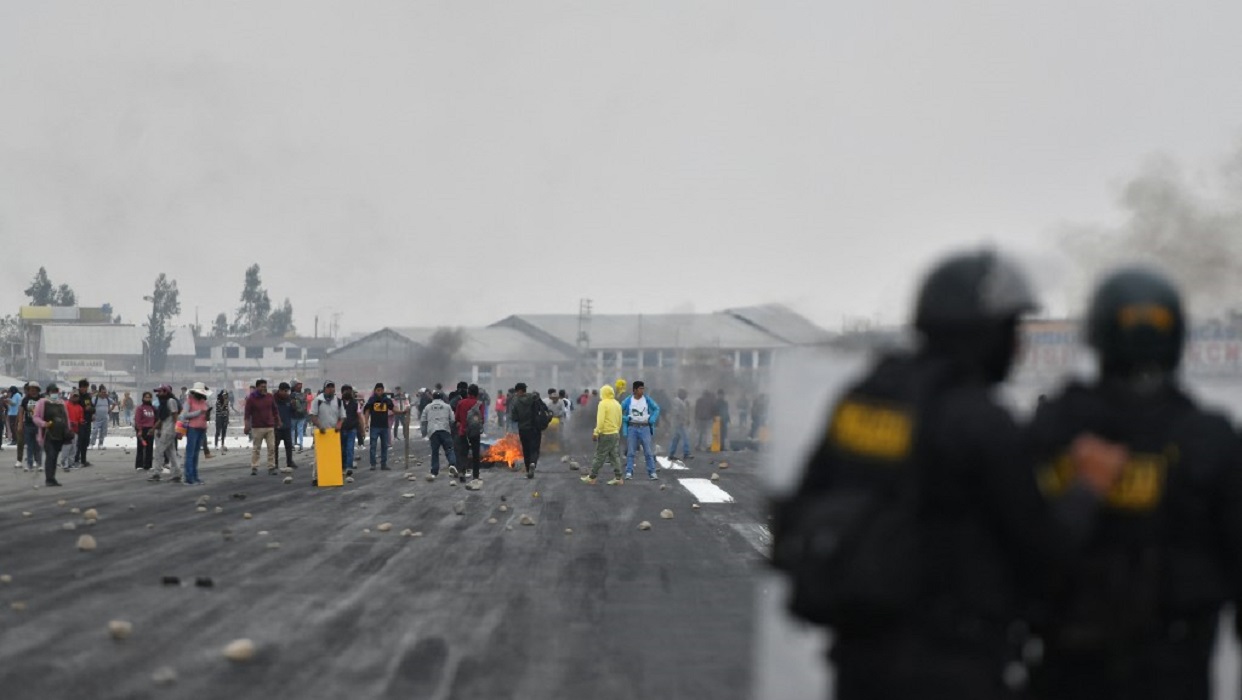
[{"left": 4, "top": 1, "right": 1242, "bottom": 336}]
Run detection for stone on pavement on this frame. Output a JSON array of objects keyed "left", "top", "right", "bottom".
[
  {"left": 638, "top": 521, "right": 652, "bottom": 531},
  {"left": 660, "top": 509, "right": 674, "bottom": 519},
  {"left": 77, "top": 534, "right": 97, "bottom": 551},
  {"left": 223, "top": 638, "right": 256, "bottom": 662},
  {"left": 108, "top": 620, "right": 133, "bottom": 640}
]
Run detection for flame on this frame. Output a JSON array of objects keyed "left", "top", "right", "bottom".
[{"left": 484, "top": 433, "right": 525, "bottom": 468}]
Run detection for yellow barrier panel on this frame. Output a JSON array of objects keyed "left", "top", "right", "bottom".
[
  {"left": 711, "top": 417, "right": 722, "bottom": 452},
  {"left": 316, "top": 428, "right": 344, "bottom": 487}
]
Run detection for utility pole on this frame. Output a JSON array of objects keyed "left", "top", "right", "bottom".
[{"left": 576, "top": 299, "right": 592, "bottom": 390}]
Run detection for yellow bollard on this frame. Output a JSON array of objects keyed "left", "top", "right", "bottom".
[{"left": 711, "top": 417, "right": 722, "bottom": 452}]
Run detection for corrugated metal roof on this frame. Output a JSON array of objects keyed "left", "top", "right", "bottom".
[
  {"left": 41, "top": 325, "right": 197, "bottom": 356},
  {"left": 724, "top": 305, "right": 833, "bottom": 345},
  {"left": 496, "top": 314, "right": 788, "bottom": 350},
  {"left": 389, "top": 326, "right": 574, "bottom": 364}
]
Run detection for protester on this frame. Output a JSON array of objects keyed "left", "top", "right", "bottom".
[
  {"left": 92, "top": 384, "right": 111, "bottom": 450},
  {"left": 244, "top": 379, "right": 280, "bottom": 476},
  {"left": 666, "top": 388, "right": 693, "bottom": 461},
  {"left": 581, "top": 384, "right": 624, "bottom": 485},
  {"left": 363, "top": 382, "right": 394, "bottom": 471},
  {"left": 338, "top": 385, "right": 360, "bottom": 477},
  {"left": 121, "top": 391, "right": 134, "bottom": 426},
  {"left": 420, "top": 390, "right": 456, "bottom": 476},
  {"left": 75, "top": 379, "right": 95, "bottom": 466},
  {"left": 180, "top": 382, "right": 211, "bottom": 485},
  {"left": 494, "top": 390, "right": 507, "bottom": 432},
  {"left": 392, "top": 386, "right": 411, "bottom": 442},
  {"left": 621, "top": 381, "right": 661, "bottom": 480},
  {"left": 33, "top": 383, "right": 69, "bottom": 487},
  {"left": 274, "top": 382, "right": 297, "bottom": 470},
  {"left": 309, "top": 381, "right": 344, "bottom": 486},
  {"left": 214, "top": 390, "right": 231, "bottom": 452},
  {"left": 508, "top": 383, "right": 548, "bottom": 479},
  {"left": 694, "top": 389, "right": 715, "bottom": 451},
  {"left": 61, "top": 391, "right": 84, "bottom": 471},
  {"left": 289, "top": 380, "right": 308, "bottom": 453},
  {"left": 148, "top": 385, "right": 182, "bottom": 482},
  {"left": 6, "top": 387, "right": 19, "bottom": 457},
  {"left": 133, "top": 391, "right": 157, "bottom": 471},
  {"left": 18, "top": 383, "right": 42, "bottom": 472},
  {"left": 715, "top": 389, "right": 731, "bottom": 452},
  {"left": 451, "top": 384, "right": 484, "bottom": 483}
]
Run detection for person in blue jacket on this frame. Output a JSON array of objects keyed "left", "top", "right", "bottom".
[{"left": 621, "top": 380, "right": 661, "bottom": 480}]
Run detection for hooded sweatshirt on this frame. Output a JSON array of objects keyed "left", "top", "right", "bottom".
[{"left": 594, "top": 385, "right": 622, "bottom": 438}]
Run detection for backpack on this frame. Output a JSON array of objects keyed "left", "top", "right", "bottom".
[
  {"left": 532, "top": 397, "right": 553, "bottom": 431},
  {"left": 44, "top": 402, "right": 69, "bottom": 443},
  {"left": 466, "top": 402, "right": 485, "bottom": 438},
  {"left": 770, "top": 354, "right": 947, "bottom": 629}
]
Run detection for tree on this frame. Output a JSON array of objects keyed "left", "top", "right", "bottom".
[
  {"left": 233, "top": 264, "right": 271, "bottom": 335},
  {"left": 53, "top": 284, "right": 76, "bottom": 306},
  {"left": 24, "top": 268, "right": 54, "bottom": 306},
  {"left": 144, "top": 274, "right": 181, "bottom": 373},
  {"left": 0, "top": 315, "right": 24, "bottom": 375},
  {"left": 267, "top": 298, "right": 296, "bottom": 337},
  {"left": 211, "top": 313, "right": 230, "bottom": 338}
]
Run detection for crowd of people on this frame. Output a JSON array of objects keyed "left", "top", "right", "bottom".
[{"left": 3, "top": 372, "right": 757, "bottom": 490}]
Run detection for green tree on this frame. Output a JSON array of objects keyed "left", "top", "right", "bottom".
[
  {"left": 23, "top": 267, "right": 54, "bottom": 306},
  {"left": 233, "top": 264, "right": 271, "bottom": 335},
  {"left": 144, "top": 274, "right": 181, "bottom": 373},
  {"left": 267, "top": 298, "right": 296, "bottom": 337},
  {"left": 53, "top": 284, "right": 76, "bottom": 306},
  {"left": 211, "top": 312, "right": 230, "bottom": 338}
]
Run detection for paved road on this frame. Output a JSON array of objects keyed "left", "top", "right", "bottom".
[{"left": 0, "top": 436, "right": 769, "bottom": 700}]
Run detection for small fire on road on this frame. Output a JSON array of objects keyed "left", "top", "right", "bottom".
[{"left": 483, "top": 433, "right": 524, "bottom": 468}]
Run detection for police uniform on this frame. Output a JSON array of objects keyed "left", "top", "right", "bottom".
[
  {"left": 778, "top": 251, "right": 1103, "bottom": 700},
  {"left": 1027, "top": 268, "right": 1242, "bottom": 700}
]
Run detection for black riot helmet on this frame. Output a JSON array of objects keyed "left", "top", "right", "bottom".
[
  {"left": 1086, "top": 267, "right": 1185, "bottom": 378},
  {"left": 913, "top": 250, "right": 1039, "bottom": 383}
]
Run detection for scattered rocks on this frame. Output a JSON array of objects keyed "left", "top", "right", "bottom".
[
  {"left": 424, "top": 474, "right": 436, "bottom": 482},
  {"left": 0, "top": 574, "right": 11, "bottom": 584},
  {"left": 564, "top": 528, "right": 573, "bottom": 535},
  {"left": 70, "top": 507, "right": 80, "bottom": 514},
  {"left": 363, "top": 528, "right": 371, "bottom": 534},
  {"left": 660, "top": 509, "right": 674, "bottom": 520},
  {"left": 402, "top": 492, "right": 416, "bottom": 499},
  {"left": 400, "top": 528, "right": 414, "bottom": 536},
  {"left": 505, "top": 525, "right": 514, "bottom": 531},
  {"left": 569, "top": 461, "right": 580, "bottom": 470},
  {"left": 57, "top": 499, "right": 67, "bottom": 507},
  {"left": 21, "top": 511, "right": 31, "bottom": 518},
  {"left": 376, "top": 522, "right": 393, "bottom": 532},
  {"left": 214, "top": 506, "right": 224, "bottom": 514},
  {"left": 62, "top": 522, "right": 77, "bottom": 531},
  {"left": 146, "top": 523, "right": 155, "bottom": 529},
  {"left": 659, "top": 484, "right": 668, "bottom": 491},
  {"left": 449, "top": 480, "right": 458, "bottom": 488},
  {"left": 257, "top": 530, "right": 269, "bottom": 536},
  {"left": 222, "top": 638, "right": 257, "bottom": 662},
  {"left": 195, "top": 496, "right": 211, "bottom": 506},
  {"left": 345, "top": 476, "right": 354, "bottom": 483},
  {"left": 196, "top": 506, "right": 208, "bottom": 513},
  {"left": 84, "top": 519, "right": 97, "bottom": 526},
  {"left": 11, "top": 601, "right": 27, "bottom": 611},
  {"left": 718, "top": 461, "right": 729, "bottom": 469},
  {"left": 487, "top": 517, "right": 499, "bottom": 524},
  {"left": 519, "top": 514, "right": 535, "bottom": 526},
  {"left": 638, "top": 521, "right": 652, "bottom": 531},
  {"left": 710, "top": 473, "right": 721, "bottom": 482},
  {"left": 452, "top": 501, "right": 466, "bottom": 515},
  {"left": 410, "top": 531, "right": 423, "bottom": 538},
  {"left": 195, "top": 577, "right": 214, "bottom": 588},
  {"left": 691, "top": 503, "right": 701, "bottom": 510},
  {"left": 282, "top": 476, "right": 293, "bottom": 485},
  {"left": 498, "top": 504, "right": 509, "bottom": 513},
  {"left": 466, "top": 480, "right": 483, "bottom": 491},
  {"left": 280, "top": 467, "right": 294, "bottom": 474},
  {"left": 243, "top": 513, "right": 253, "bottom": 520},
  {"left": 151, "top": 667, "right": 178, "bottom": 686},
  {"left": 560, "top": 456, "right": 570, "bottom": 463},
  {"left": 77, "top": 534, "right": 97, "bottom": 551},
  {"left": 108, "top": 620, "right": 133, "bottom": 640}
]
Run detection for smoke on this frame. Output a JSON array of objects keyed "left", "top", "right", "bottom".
[
  {"left": 1058, "top": 149, "right": 1242, "bottom": 318},
  {"left": 399, "top": 327, "right": 466, "bottom": 391}
]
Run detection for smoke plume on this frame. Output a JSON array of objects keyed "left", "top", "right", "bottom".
[
  {"left": 1059, "top": 149, "right": 1242, "bottom": 318},
  {"left": 400, "top": 327, "right": 466, "bottom": 390}
]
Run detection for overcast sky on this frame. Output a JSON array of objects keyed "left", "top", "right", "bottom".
[{"left": 4, "top": 1, "right": 1242, "bottom": 336}]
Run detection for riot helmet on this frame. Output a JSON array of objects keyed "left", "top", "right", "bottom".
[
  {"left": 913, "top": 250, "right": 1039, "bottom": 383},
  {"left": 1086, "top": 267, "right": 1185, "bottom": 378}
]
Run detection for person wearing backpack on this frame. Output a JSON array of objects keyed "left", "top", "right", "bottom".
[
  {"left": 309, "top": 381, "right": 345, "bottom": 486},
  {"left": 420, "top": 390, "right": 456, "bottom": 477},
  {"left": 508, "top": 383, "right": 547, "bottom": 479},
  {"left": 452, "top": 384, "right": 485, "bottom": 484},
  {"left": 772, "top": 250, "right": 1123, "bottom": 700},
  {"left": 621, "top": 380, "right": 662, "bottom": 480},
  {"left": 33, "top": 383, "right": 70, "bottom": 486},
  {"left": 1025, "top": 268, "right": 1242, "bottom": 700}
]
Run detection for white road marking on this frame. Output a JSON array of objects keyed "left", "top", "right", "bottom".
[
  {"left": 678, "top": 478, "right": 735, "bottom": 503},
  {"left": 656, "top": 456, "right": 689, "bottom": 471}
]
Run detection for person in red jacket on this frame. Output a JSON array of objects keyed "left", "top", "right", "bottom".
[
  {"left": 62, "top": 392, "right": 85, "bottom": 471},
  {"left": 133, "top": 391, "right": 157, "bottom": 471},
  {"left": 244, "top": 379, "right": 281, "bottom": 476},
  {"left": 451, "top": 384, "right": 484, "bottom": 484}
]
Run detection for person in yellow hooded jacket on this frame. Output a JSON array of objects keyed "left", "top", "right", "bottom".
[{"left": 581, "top": 385, "right": 624, "bottom": 485}]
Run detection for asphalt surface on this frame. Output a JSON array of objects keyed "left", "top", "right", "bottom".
[{"left": 0, "top": 433, "right": 769, "bottom": 700}]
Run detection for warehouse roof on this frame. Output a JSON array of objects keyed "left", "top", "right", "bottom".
[
  {"left": 723, "top": 304, "right": 833, "bottom": 345},
  {"left": 332, "top": 326, "right": 573, "bottom": 364},
  {"left": 492, "top": 313, "right": 790, "bottom": 351},
  {"left": 40, "top": 324, "right": 197, "bottom": 357}
]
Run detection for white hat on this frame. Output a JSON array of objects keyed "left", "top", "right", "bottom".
[{"left": 190, "top": 381, "right": 210, "bottom": 397}]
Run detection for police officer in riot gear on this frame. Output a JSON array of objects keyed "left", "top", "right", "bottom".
[
  {"left": 1027, "top": 267, "right": 1242, "bottom": 700},
  {"left": 773, "top": 250, "right": 1121, "bottom": 700}
]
